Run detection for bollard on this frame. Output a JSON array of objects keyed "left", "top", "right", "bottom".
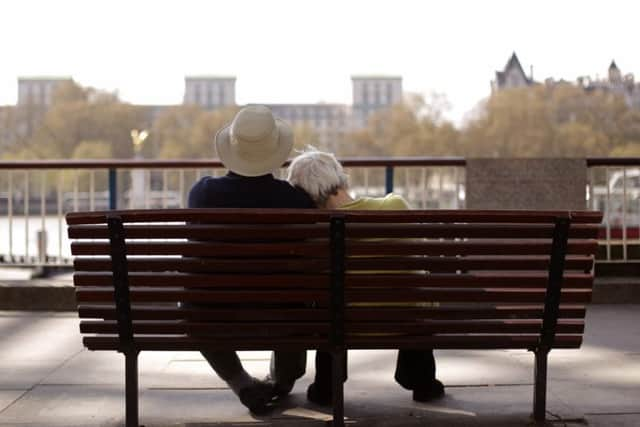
[{"left": 37, "top": 229, "right": 48, "bottom": 263}]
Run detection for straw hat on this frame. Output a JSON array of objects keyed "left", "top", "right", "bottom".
[{"left": 215, "top": 105, "right": 293, "bottom": 177}]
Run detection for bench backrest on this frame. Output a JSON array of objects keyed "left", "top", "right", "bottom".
[{"left": 66, "top": 209, "right": 602, "bottom": 353}]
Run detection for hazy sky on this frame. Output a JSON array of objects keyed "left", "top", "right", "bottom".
[{"left": 2, "top": 0, "right": 639, "bottom": 122}]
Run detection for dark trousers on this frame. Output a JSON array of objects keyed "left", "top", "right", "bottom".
[
  {"left": 201, "top": 350, "right": 306, "bottom": 386},
  {"left": 313, "top": 349, "right": 436, "bottom": 390}
]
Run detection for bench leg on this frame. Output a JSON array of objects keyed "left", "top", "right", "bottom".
[
  {"left": 331, "top": 350, "right": 345, "bottom": 427},
  {"left": 533, "top": 349, "right": 549, "bottom": 423},
  {"left": 125, "top": 350, "right": 139, "bottom": 427}
]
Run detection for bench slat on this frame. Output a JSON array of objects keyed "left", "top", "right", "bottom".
[
  {"left": 67, "top": 223, "right": 600, "bottom": 240},
  {"left": 345, "top": 288, "right": 592, "bottom": 304},
  {"left": 80, "top": 320, "right": 329, "bottom": 335},
  {"left": 66, "top": 208, "right": 602, "bottom": 225},
  {"left": 72, "top": 255, "right": 595, "bottom": 274},
  {"left": 75, "top": 288, "right": 591, "bottom": 304},
  {"left": 74, "top": 272, "right": 330, "bottom": 288},
  {"left": 347, "top": 256, "right": 594, "bottom": 272},
  {"left": 78, "top": 305, "right": 328, "bottom": 321},
  {"left": 346, "top": 240, "right": 598, "bottom": 256},
  {"left": 77, "top": 304, "right": 586, "bottom": 321},
  {"left": 75, "top": 288, "right": 330, "bottom": 304},
  {"left": 72, "top": 272, "right": 592, "bottom": 289},
  {"left": 71, "top": 241, "right": 330, "bottom": 257},
  {"left": 81, "top": 334, "right": 584, "bottom": 351},
  {"left": 70, "top": 239, "right": 598, "bottom": 257},
  {"left": 344, "top": 273, "right": 592, "bottom": 289},
  {"left": 79, "top": 319, "right": 583, "bottom": 335},
  {"left": 68, "top": 224, "right": 330, "bottom": 240},
  {"left": 75, "top": 258, "right": 331, "bottom": 273}
]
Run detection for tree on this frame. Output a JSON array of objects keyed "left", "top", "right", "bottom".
[
  {"left": 339, "top": 93, "right": 460, "bottom": 157},
  {"left": 460, "top": 83, "right": 637, "bottom": 158},
  {"left": 21, "top": 81, "right": 147, "bottom": 160}
]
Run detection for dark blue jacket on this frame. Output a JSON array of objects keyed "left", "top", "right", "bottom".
[{"left": 188, "top": 172, "right": 315, "bottom": 209}]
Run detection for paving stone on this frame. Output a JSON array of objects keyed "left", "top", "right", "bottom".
[
  {"left": 0, "top": 384, "right": 124, "bottom": 425},
  {"left": 0, "top": 313, "right": 82, "bottom": 364},
  {"left": 42, "top": 350, "right": 174, "bottom": 386},
  {"left": 1, "top": 306, "right": 639, "bottom": 426},
  {"left": 0, "top": 362, "right": 60, "bottom": 389},
  {"left": 0, "top": 390, "right": 24, "bottom": 413}
]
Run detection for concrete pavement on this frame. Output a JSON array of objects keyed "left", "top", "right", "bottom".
[{"left": 0, "top": 306, "right": 639, "bottom": 426}]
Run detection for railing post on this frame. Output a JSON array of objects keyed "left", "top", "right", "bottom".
[
  {"left": 385, "top": 165, "right": 394, "bottom": 194},
  {"left": 109, "top": 168, "right": 117, "bottom": 210}
]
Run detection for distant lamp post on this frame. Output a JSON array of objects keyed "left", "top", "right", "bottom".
[
  {"left": 130, "top": 129, "right": 149, "bottom": 208},
  {"left": 131, "top": 129, "right": 149, "bottom": 155}
]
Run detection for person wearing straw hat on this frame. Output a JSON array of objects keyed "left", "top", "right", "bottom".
[{"left": 188, "top": 105, "right": 315, "bottom": 414}]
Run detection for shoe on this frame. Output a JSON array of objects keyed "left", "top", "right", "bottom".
[
  {"left": 237, "top": 380, "right": 276, "bottom": 415},
  {"left": 307, "top": 382, "right": 332, "bottom": 406},
  {"left": 265, "top": 375, "right": 295, "bottom": 398},
  {"left": 412, "top": 379, "right": 445, "bottom": 402}
]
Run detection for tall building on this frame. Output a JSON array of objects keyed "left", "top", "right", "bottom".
[
  {"left": 266, "top": 103, "right": 350, "bottom": 152},
  {"left": 183, "top": 76, "right": 236, "bottom": 109},
  {"left": 492, "top": 53, "right": 534, "bottom": 92},
  {"left": 352, "top": 76, "right": 403, "bottom": 127},
  {"left": 17, "top": 77, "right": 72, "bottom": 106},
  {"left": 182, "top": 75, "right": 403, "bottom": 151}
]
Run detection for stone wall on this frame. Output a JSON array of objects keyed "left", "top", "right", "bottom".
[{"left": 465, "top": 158, "right": 587, "bottom": 210}]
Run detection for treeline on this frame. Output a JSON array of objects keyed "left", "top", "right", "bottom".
[{"left": 2, "top": 80, "right": 640, "bottom": 162}]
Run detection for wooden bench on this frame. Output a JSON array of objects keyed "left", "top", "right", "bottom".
[{"left": 66, "top": 208, "right": 602, "bottom": 427}]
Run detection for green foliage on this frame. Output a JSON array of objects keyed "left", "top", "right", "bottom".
[{"left": 460, "top": 84, "right": 637, "bottom": 157}]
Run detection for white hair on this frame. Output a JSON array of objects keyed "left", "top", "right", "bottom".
[{"left": 287, "top": 147, "right": 349, "bottom": 207}]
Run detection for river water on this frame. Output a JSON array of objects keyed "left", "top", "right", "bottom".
[{"left": 0, "top": 216, "right": 71, "bottom": 261}]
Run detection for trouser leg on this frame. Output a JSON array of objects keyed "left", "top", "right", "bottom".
[
  {"left": 270, "top": 350, "right": 307, "bottom": 386},
  {"left": 314, "top": 350, "right": 347, "bottom": 389},
  {"left": 394, "top": 349, "right": 436, "bottom": 390},
  {"left": 200, "top": 350, "right": 245, "bottom": 383}
]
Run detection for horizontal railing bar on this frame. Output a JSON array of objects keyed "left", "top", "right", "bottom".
[
  {"left": 0, "top": 157, "right": 467, "bottom": 170},
  {"left": 2, "top": 156, "right": 639, "bottom": 170},
  {"left": 586, "top": 158, "right": 640, "bottom": 167}
]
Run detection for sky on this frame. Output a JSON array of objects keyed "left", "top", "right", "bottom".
[{"left": 2, "top": 0, "right": 640, "bottom": 124}]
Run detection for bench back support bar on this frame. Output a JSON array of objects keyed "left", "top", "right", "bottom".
[
  {"left": 539, "top": 216, "right": 571, "bottom": 351},
  {"left": 330, "top": 216, "right": 346, "bottom": 427},
  {"left": 107, "top": 215, "right": 134, "bottom": 351}
]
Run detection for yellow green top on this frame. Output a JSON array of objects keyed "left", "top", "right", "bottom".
[
  {"left": 339, "top": 194, "right": 436, "bottom": 309},
  {"left": 341, "top": 194, "right": 410, "bottom": 211}
]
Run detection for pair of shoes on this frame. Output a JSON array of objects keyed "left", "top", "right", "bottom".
[
  {"left": 264, "top": 375, "right": 295, "bottom": 398},
  {"left": 307, "top": 382, "right": 332, "bottom": 406},
  {"left": 412, "top": 379, "right": 445, "bottom": 402},
  {"left": 237, "top": 380, "right": 276, "bottom": 415}
]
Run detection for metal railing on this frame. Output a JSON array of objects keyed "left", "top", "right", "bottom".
[
  {"left": 0, "top": 158, "right": 465, "bottom": 267},
  {"left": 587, "top": 158, "right": 640, "bottom": 262},
  {"left": 2, "top": 156, "right": 639, "bottom": 267}
]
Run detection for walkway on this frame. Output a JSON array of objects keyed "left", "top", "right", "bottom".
[{"left": 0, "top": 305, "right": 639, "bottom": 426}]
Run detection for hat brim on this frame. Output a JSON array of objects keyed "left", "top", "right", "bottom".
[{"left": 215, "top": 118, "right": 294, "bottom": 177}]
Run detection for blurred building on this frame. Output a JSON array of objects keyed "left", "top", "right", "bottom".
[
  {"left": 183, "top": 76, "right": 236, "bottom": 109},
  {"left": 266, "top": 103, "right": 350, "bottom": 152},
  {"left": 492, "top": 52, "right": 535, "bottom": 92},
  {"left": 182, "top": 75, "right": 403, "bottom": 151},
  {"left": 351, "top": 76, "right": 403, "bottom": 127},
  {"left": 17, "top": 77, "right": 72, "bottom": 106},
  {"left": 5, "top": 74, "right": 403, "bottom": 153},
  {"left": 578, "top": 61, "right": 640, "bottom": 110}
]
